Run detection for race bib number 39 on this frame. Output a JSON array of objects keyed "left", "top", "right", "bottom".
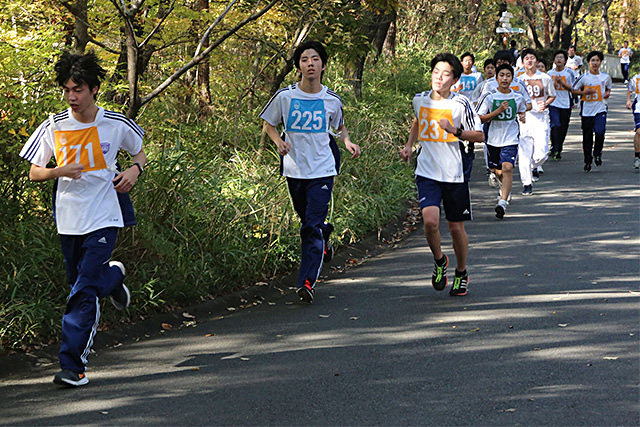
[
  {"left": 54, "top": 127, "right": 107, "bottom": 172},
  {"left": 491, "top": 99, "right": 517, "bottom": 121},
  {"left": 286, "top": 98, "right": 326, "bottom": 133},
  {"left": 581, "top": 85, "right": 603, "bottom": 102},
  {"left": 418, "top": 107, "right": 457, "bottom": 142},
  {"left": 554, "top": 75, "right": 567, "bottom": 91}
]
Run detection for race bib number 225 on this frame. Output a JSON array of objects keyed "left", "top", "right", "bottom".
[{"left": 286, "top": 98, "right": 326, "bottom": 133}]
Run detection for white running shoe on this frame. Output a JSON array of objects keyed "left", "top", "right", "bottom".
[
  {"left": 634, "top": 157, "right": 640, "bottom": 169},
  {"left": 488, "top": 173, "right": 499, "bottom": 188}
]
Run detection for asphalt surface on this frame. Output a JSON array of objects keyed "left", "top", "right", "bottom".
[{"left": 1, "top": 85, "right": 639, "bottom": 426}]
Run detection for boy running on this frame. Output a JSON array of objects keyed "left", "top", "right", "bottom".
[
  {"left": 401, "top": 53, "right": 483, "bottom": 297},
  {"left": 547, "top": 50, "right": 576, "bottom": 160},
  {"left": 19, "top": 52, "right": 146, "bottom": 387},
  {"left": 452, "top": 52, "right": 484, "bottom": 102},
  {"left": 260, "top": 41, "right": 361, "bottom": 304},
  {"left": 618, "top": 41, "right": 633, "bottom": 84},
  {"left": 572, "top": 51, "right": 612, "bottom": 172},
  {"left": 518, "top": 48, "right": 556, "bottom": 194},
  {"left": 476, "top": 64, "right": 527, "bottom": 219},
  {"left": 625, "top": 73, "right": 640, "bottom": 168}
]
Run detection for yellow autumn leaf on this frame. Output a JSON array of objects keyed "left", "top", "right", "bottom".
[
  {"left": 8, "top": 128, "right": 16, "bottom": 135},
  {"left": 29, "top": 116, "right": 35, "bottom": 127},
  {"left": 19, "top": 126, "right": 29, "bottom": 136}
]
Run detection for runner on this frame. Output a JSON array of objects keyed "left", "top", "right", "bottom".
[
  {"left": 476, "top": 64, "right": 528, "bottom": 219},
  {"left": 625, "top": 72, "right": 640, "bottom": 168},
  {"left": 452, "top": 52, "right": 484, "bottom": 102},
  {"left": 618, "top": 41, "right": 633, "bottom": 84},
  {"left": 518, "top": 48, "right": 556, "bottom": 195},
  {"left": 260, "top": 41, "right": 361, "bottom": 304},
  {"left": 547, "top": 50, "right": 576, "bottom": 160},
  {"left": 567, "top": 46, "right": 583, "bottom": 107},
  {"left": 19, "top": 51, "right": 146, "bottom": 387},
  {"left": 400, "top": 53, "right": 483, "bottom": 296},
  {"left": 572, "top": 51, "right": 612, "bottom": 172}
]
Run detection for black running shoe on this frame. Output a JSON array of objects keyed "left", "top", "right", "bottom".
[
  {"left": 584, "top": 163, "right": 592, "bottom": 172},
  {"left": 594, "top": 156, "right": 602, "bottom": 167},
  {"left": 532, "top": 169, "right": 540, "bottom": 182},
  {"left": 108, "top": 261, "right": 130, "bottom": 311},
  {"left": 323, "top": 240, "right": 334, "bottom": 263},
  {"left": 431, "top": 255, "right": 448, "bottom": 291},
  {"left": 449, "top": 272, "right": 469, "bottom": 296},
  {"left": 54, "top": 370, "right": 89, "bottom": 387},
  {"left": 522, "top": 185, "right": 533, "bottom": 195},
  {"left": 297, "top": 280, "right": 314, "bottom": 303}
]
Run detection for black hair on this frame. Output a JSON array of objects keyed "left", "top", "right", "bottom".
[
  {"left": 586, "top": 50, "right": 604, "bottom": 62},
  {"left": 293, "top": 41, "right": 328, "bottom": 70},
  {"left": 430, "top": 53, "right": 463, "bottom": 79},
  {"left": 54, "top": 51, "right": 106, "bottom": 98},
  {"left": 493, "top": 50, "right": 516, "bottom": 66},
  {"left": 495, "top": 63, "right": 514, "bottom": 77},
  {"left": 553, "top": 50, "right": 568, "bottom": 62},
  {"left": 483, "top": 58, "right": 495, "bottom": 69},
  {"left": 510, "top": 40, "right": 517, "bottom": 48},
  {"left": 460, "top": 52, "right": 475, "bottom": 63},
  {"left": 520, "top": 48, "right": 539, "bottom": 61},
  {"left": 537, "top": 58, "right": 546, "bottom": 68}
]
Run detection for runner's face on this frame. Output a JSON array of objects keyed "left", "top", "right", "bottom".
[
  {"left": 554, "top": 54, "right": 566, "bottom": 68},
  {"left": 63, "top": 79, "right": 97, "bottom": 114},
  {"left": 431, "top": 61, "right": 456, "bottom": 92},
  {"left": 588, "top": 55, "right": 601, "bottom": 73},
  {"left": 485, "top": 64, "right": 496, "bottom": 78},
  {"left": 461, "top": 56, "right": 473, "bottom": 73},
  {"left": 495, "top": 59, "right": 509, "bottom": 67},
  {"left": 568, "top": 47, "right": 575, "bottom": 57},
  {"left": 523, "top": 54, "right": 537, "bottom": 70},
  {"left": 298, "top": 49, "right": 325, "bottom": 79},
  {"left": 497, "top": 69, "right": 513, "bottom": 89},
  {"left": 536, "top": 62, "right": 546, "bottom": 72}
]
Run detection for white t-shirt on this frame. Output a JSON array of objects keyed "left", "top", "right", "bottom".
[
  {"left": 547, "top": 68, "right": 576, "bottom": 109},
  {"left": 573, "top": 72, "right": 612, "bottom": 117},
  {"left": 619, "top": 47, "right": 633, "bottom": 64},
  {"left": 411, "top": 91, "right": 482, "bottom": 183},
  {"left": 476, "top": 89, "right": 527, "bottom": 147},
  {"left": 20, "top": 107, "right": 144, "bottom": 235},
  {"left": 452, "top": 72, "right": 484, "bottom": 101},
  {"left": 629, "top": 74, "right": 640, "bottom": 114},
  {"left": 480, "top": 76, "right": 532, "bottom": 106},
  {"left": 259, "top": 83, "right": 344, "bottom": 179},
  {"left": 520, "top": 70, "right": 557, "bottom": 113},
  {"left": 566, "top": 55, "right": 583, "bottom": 73}
]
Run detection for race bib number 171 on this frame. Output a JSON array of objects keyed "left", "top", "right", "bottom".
[
  {"left": 54, "top": 127, "right": 107, "bottom": 172},
  {"left": 286, "top": 98, "right": 326, "bottom": 133},
  {"left": 418, "top": 107, "right": 457, "bottom": 142}
]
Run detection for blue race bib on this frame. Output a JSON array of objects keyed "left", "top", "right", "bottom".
[
  {"left": 286, "top": 98, "right": 326, "bottom": 133},
  {"left": 460, "top": 75, "right": 477, "bottom": 91}
]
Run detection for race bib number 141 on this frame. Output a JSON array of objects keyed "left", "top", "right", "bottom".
[{"left": 286, "top": 98, "right": 326, "bottom": 133}]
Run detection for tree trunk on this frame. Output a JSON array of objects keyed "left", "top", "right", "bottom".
[
  {"left": 72, "top": 0, "right": 89, "bottom": 54},
  {"left": 195, "top": 0, "right": 211, "bottom": 119},
  {"left": 383, "top": 19, "right": 396, "bottom": 57},
  {"left": 467, "top": 0, "right": 482, "bottom": 29},
  {"left": 518, "top": 0, "right": 544, "bottom": 49},
  {"left": 601, "top": 1, "right": 615, "bottom": 54},
  {"left": 618, "top": 0, "right": 628, "bottom": 33}
]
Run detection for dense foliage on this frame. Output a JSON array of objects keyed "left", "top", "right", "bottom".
[{"left": 1, "top": 0, "right": 638, "bottom": 352}]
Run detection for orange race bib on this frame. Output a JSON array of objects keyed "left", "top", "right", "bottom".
[
  {"left": 581, "top": 85, "right": 603, "bottom": 102},
  {"left": 526, "top": 79, "right": 544, "bottom": 98},
  {"left": 510, "top": 84, "right": 521, "bottom": 92},
  {"left": 418, "top": 107, "right": 457, "bottom": 143},
  {"left": 554, "top": 75, "right": 567, "bottom": 91},
  {"left": 635, "top": 78, "right": 640, "bottom": 95},
  {"left": 54, "top": 127, "right": 107, "bottom": 172}
]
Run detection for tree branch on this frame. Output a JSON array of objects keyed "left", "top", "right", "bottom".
[
  {"left": 195, "top": 0, "right": 238, "bottom": 58},
  {"left": 140, "top": 0, "right": 280, "bottom": 107},
  {"left": 139, "top": 0, "right": 177, "bottom": 48}
]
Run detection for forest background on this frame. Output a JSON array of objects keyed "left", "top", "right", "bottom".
[{"left": 1, "top": 0, "right": 638, "bottom": 353}]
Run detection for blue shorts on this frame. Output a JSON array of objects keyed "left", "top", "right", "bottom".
[
  {"left": 487, "top": 144, "right": 518, "bottom": 170},
  {"left": 634, "top": 108, "right": 640, "bottom": 131},
  {"left": 581, "top": 111, "right": 607, "bottom": 135},
  {"left": 415, "top": 175, "right": 472, "bottom": 222}
]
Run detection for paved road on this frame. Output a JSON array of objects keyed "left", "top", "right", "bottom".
[{"left": 1, "top": 85, "right": 638, "bottom": 426}]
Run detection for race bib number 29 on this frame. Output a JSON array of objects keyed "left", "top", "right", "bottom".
[
  {"left": 286, "top": 98, "right": 326, "bottom": 133},
  {"left": 54, "top": 127, "right": 107, "bottom": 172},
  {"left": 418, "top": 107, "right": 457, "bottom": 142}
]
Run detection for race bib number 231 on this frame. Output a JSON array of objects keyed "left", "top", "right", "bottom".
[{"left": 418, "top": 107, "right": 457, "bottom": 143}]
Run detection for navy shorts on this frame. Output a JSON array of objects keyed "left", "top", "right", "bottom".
[
  {"left": 634, "top": 108, "right": 640, "bottom": 131},
  {"left": 487, "top": 144, "right": 518, "bottom": 170},
  {"left": 415, "top": 175, "right": 472, "bottom": 222},
  {"left": 581, "top": 111, "right": 607, "bottom": 135}
]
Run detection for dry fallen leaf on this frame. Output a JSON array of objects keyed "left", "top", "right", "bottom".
[
  {"left": 191, "top": 367, "right": 200, "bottom": 371},
  {"left": 205, "top": 333, "right": 216, "bottom": 337},
  {"left": 558, "top": 324, "right": 569, "bottom": 328},
  {"left": 471, "top": 328, "right": 480, "bottom": 332},
  {"left": 161, "top": 323, "right": 172, "bottom": 330},
  {"left": 500, "top": 408, "right": 516, "bottom": 413},
  {"left": 240, "top": 357, "right": 250, "bottom": 361},
  {"left": 182, "top": 312, "right": 196, "bottom": 319},
  {"left": 226, "top": 307, "right": 236, "bottom": 312},
  {"left": 350, "top": 317, "right": 360, "bottom": 320},
  {"left": 603, "top": 356, "right": 619, "bottom": 360},
  {"left": 319, "top": 314, "right": 331, "bottom": 318}
]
